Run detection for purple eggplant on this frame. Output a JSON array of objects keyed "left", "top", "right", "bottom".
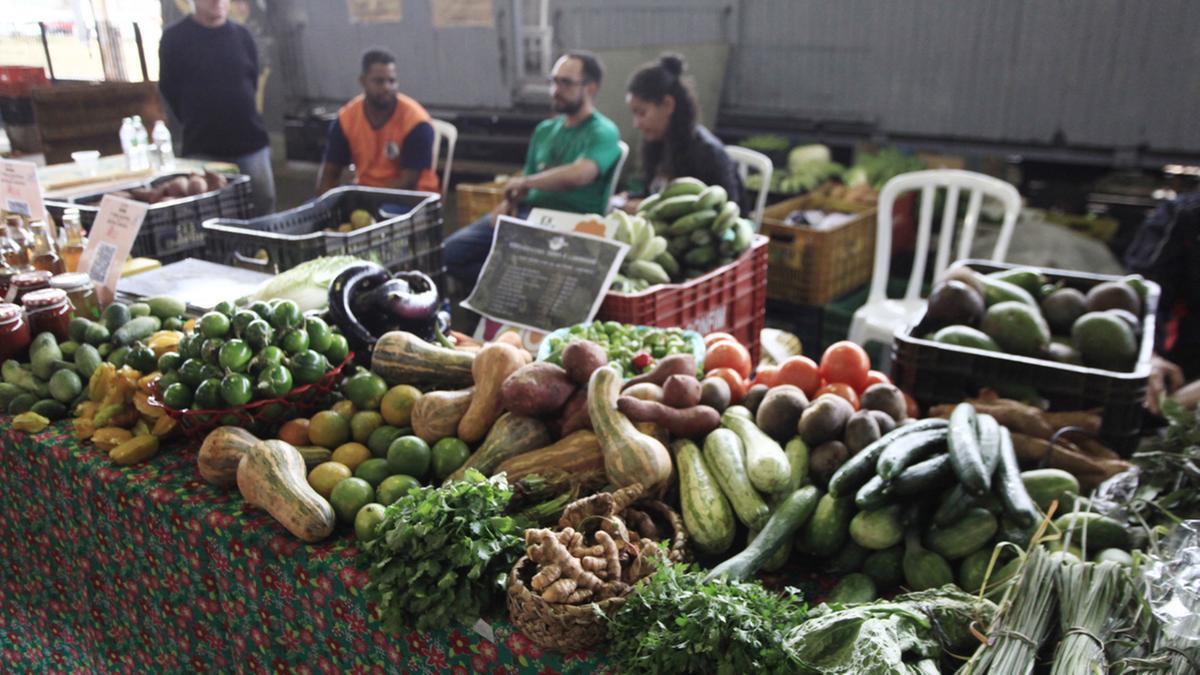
[{"left": 327, "top": 262, "right": 390, "bottom": 357}]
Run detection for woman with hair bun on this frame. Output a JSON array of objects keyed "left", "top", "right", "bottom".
[{"left": 622, "top": 53, "right": 743, "bottom": 211}]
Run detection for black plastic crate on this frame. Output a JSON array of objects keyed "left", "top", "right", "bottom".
[
  {"left": 201, "top": 187, "right": 445, "bottom": 280},
  {"left": 45, "top": 174, "right": 252, "bottom": 265},
  {"left": 0, "top": 95, "right": 34, "bottom": 125},
  {"left": 891, "top": 259, "right": 1159, "bottom": 456}
]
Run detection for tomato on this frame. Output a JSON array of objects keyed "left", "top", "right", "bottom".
[
  {"left": 706, "top": 340, "right": 752, "bottom": 379},
  {"left": 904, "top": 392, "right": 920, "bottom": 419},
  {"left": 751, "top": 365, "right": 779, "bottom": 389},
  {"left": 864, "top": 369, "right": 892, "bottom": 390},
  {"left": 819, "top": 341, "right": 871, "bottom": 392},
  {"left": 815, "top": 382, "right": 860, "bottom": 410},
  {"left": 703, "top": 332, "right": 739, "bottom": 349},
  {"left": 775, "top": 355, "right": 822, "bottom": 398},
  {"left": 707, "top": 367, "right": 748, "bottom": 404}
]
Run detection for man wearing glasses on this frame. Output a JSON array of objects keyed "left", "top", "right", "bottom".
[{"left": 444, "top": 51, "right": 622, "bottom": 288}]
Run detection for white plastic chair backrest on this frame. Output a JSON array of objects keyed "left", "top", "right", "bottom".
[
  {"left": 724, "top": 145, "right": 773, "bottom": 228},
  {"left": 868, "top": 169, "right": 1022, "bottom": 307},
  {"left": 429, "top": 118, "right": 458, "bottom": 194},
  {"left": 605, "top": 140, "right": 630, "bottom": 213}
]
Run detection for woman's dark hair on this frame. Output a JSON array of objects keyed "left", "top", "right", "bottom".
[{"left": 627, "top": 53, "right": 700, "bottom": 187}]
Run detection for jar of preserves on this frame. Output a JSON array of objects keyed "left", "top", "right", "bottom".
[
  {"left": 50, "top": 272, "right": 100, "bottom": 321},
  {"left": 0, "top": 303, "right": 31, "bottom": 361},
  {"left": 22, "top": 288, "right": 73, "bottom": 342},
  {"left": 9, "top": 270, "right": 52, "bottom": 304},
  {"left": 0, "top": 266, "right": 16, "bottom": 302}
]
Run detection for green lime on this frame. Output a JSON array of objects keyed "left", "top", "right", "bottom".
[
  {"left": 162, "top": 382, "right": 193, "bottom": 409},
  {"left": 366, "top": 425, "right": 405, "bottom": 458},
  {"left": 308, "top": 410, "right": 350, "bottom": 449},
  {"left": 431, "top": 438, "right": 472, "bottom": 482},
  {"left": 48, "top": 369, "right": 83, "bottom": 404},
  {"left": 213, "top": 300, "right": 237, "bottom": 317},
  {"left": 157, "top": 352, "right": 182, "bottom": 373},
  {"left": 255, "top": 364, "right": 293, "bottom": 399},
  {"left": 220, "top": 373, "right": 253, "bottom": 407},
  {"left": 177, "top": 358, "right": 208, "bottom": 387},
  {"left": 387, "top": 436, "right": 431, "bottom": 480},
  {"left": 305, "top": 317, "right": 333, "bottom": 354},
  {"left": 376, "top": 474, "right": 421, "bottom": 506},
  {"left": 248, "top": 301, "right": 273, "bottom": 320},
  {"left": 270, "top": 299, "right": 302, "bottom": 331},
  {"left": 198, "top": 311, "right": 231, "bottom": 338},
  {"left": 350, "top": 411, "right": 383, "bottom": 444},
  {"left": 324, "top": 333, "right": 350, "bottom": 364},
  {"left": 201, "top": 337, "right": 225, "bottom": 365},
  {"left": 354, "top": 458, "right": 391, "bottom": 487},
  {"left": 290, "top": 350, "right": 327, "bottom": 386},
  {"left": 194, "top": 378, "right": 224, "bottom": 410},
  {"left": 343, "top": 371, "right": 388, "bottom": 410},
  {"left": 279, "top": 328, "right": 310, "bottom": 355},
  {"left": 243, "top": 319, "right": 274, "bottom": 350},
  {"left": 354, "top": 503, "right": 387, "bottom": 542},
  {"left": 330, "top": 477, "right": 374, "bottom": 525},
  {"left": 232, "top": 309, "right": 259, "bottom": 338},
  {"left": 219, "top": 339, "right": 253, "bottom": 372}
]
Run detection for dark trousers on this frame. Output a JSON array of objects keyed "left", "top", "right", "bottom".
[{"left": 443, "top": 205, "right": 531, "bottom": 289}]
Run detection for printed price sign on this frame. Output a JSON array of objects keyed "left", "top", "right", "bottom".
[
  {"left": 0, "top": 159, "right": 45, "bottom": 220},
  {"left": 77, "top": 194, "right": 149, "bottom": 305},
  {"left": 526, "top": 207, "right": 612, "bottom": 238},
  {"left": 462, "top": 216, "right": 628, "bottom": 333}
]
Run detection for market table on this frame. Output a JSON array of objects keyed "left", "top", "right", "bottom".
[{"left": 0, "top": 419, "right": 608, "bottom": 673}]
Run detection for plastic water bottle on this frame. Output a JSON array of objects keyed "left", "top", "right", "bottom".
[
  {"left": 151, "top": 121, "right": 175, "bottom": 171},
  {"left": 130, "top": 115, "right": 150, "bottom": 171},
  {"left": 119, "top": 117, "right": 136, "bottom": 170}
]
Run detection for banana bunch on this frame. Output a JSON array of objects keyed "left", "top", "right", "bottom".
[
  {"left": 612, "top": 209, "right": 672, "bottom": 289},
  {"left": 636, "top": 177, "right": 757, "bottom": 284}
]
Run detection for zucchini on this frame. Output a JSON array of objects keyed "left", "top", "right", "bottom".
[
  {"left": 903, "top": 529, "right": 954, "bottom": 591},
  {"left": 890, "top": 454, "right": 955, "bottom": 496},
  {"left": 993, "top": 426, "right": 1041, "bottom": 529},
  {"left": 875, "top": 428, "right": 948, "bottom": 480},
  {"left": 749, "top": 522, "right": 792, "bottom": 572},
  {"left": 781, "top": 437, "right": 810, "bottom": 491},
  {"left": 854, "top": 474, "right": 893, "bottom": 511},
  {"left": 798, "top": 493, "right": 855, "bottom": 557},
  {"left": 947, "top": 403, "right": 989, "bottom": 495},
  {"left": 850, "top": 505, "right": 905, "bottom": 550},
  {"left": 721, "top": 411, "right": 791, "bottom": 494},
  {"left": 862, "top": 546, "right": 904, "bottom": 587},
  {"left": 977, "top": 413, "right": 1002, "bottom": 479},
  {"left": 933, "top": 484, "right": 973, "bottom": 526},
  {"left": 1020, "top": 469, "right": 1080, "bottom": 513},
  {"left": 702, "top": 429, "right": 770, "bottom": 529},
  {"left": 828, "top": 573, "right": 877, "bottom": 604},
  {"left": 924, "top": 507, "right": 998, "bottom": 559},
  {"left": 828, "top": 418, "right": 948, "bottom": 497},
  {"left": 705, "top": 486, "right": 819, "bottom": 582},
  {"left": 112, "top": 315, "right": 162, "bottom": 347},
  {"left": 1053, "top": 512, "right": 1130, "bottom": 551},
  {"left": 675, "top": 439, "right": 736, "bottom": 556}
]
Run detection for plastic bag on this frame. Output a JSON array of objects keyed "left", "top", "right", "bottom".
[{"left": 1140, "top": 519, "right": 1200, "bottom": 640}]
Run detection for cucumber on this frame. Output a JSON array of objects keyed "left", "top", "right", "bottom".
[
  {"left": 675, "top": 439, "right": 736, "bottom": 556},
  {"left": 933, "top": 484, "right": 972, "bottom": 526},
  {"left": 128, "top": 302, "right": 151, "bottom": 318},
  {"left": 903, "top": 530, "right": 955, "bottom": 591},
  {"left": 705, "top": 486, "right": 819, "bottom": 582},
  {"left": 854, "top": 474, "right": 893, "bottom": 511},
  {"left": 668, "top": 208, "right": 718, "bottom": 235},
  {"left": 958, "top": 547, "right": 996, "bottom": 593},
  {"left": 828, "top": 573, "right": 877, "bottom": 604},
  {"left": 30, "top": 398, "right": 67, "bottom": 421},
  {"left": 850, "top": 505, "right": 905, "bottom": 550},
  {"left": 983, "top": 556, "right": 1022, "bottom": 599},
  {"left": 636, "top": 192, "right": 662, "bottom": 215},
  {"left": 1020, "top": 469, "right": 1080, "bottom": 513},
  {"left": 84, "top": 321, "right": 111, "bottom": 346},
  {"left": 799, "top": 493, "right": 855, "bottom": 557},
  {"left": 711, "top": 200, "right": 740, "bottom": 235},
  {"left": 1053, "top": 512, "right": 1130, "bottom": 551},
  {"left": 977, "top": 413, "right": 1001, "bottom": 480},
  {"left": 750, "top": 521, "right": 793, "bottom": 572},
  {"left": 824, "top": 541, "right": 869, "bottom": 575},
  {"left": 661, "top": 176, "right": 706, "bottom": 199},
  {"left": 890, "top": 454, "right": 955, "bottom": 496},
  {"left": 296, "top": 445, "right": 333, "bottom": 468},
  {"left": 654, "top": 251, "right": 680, "bottom": 278},
  {"left": 947, "top": 403, "right": 989, "bottom": 495},
  {"left": 862, "top": 546, "right": 904, "bottom": 587},
  {"left": 702, "top": 429, "right": 770, "bottom": 529},
  {"left": 875, "top": 427, "right": 948, "bottom": 480},
  {"left": 828, "top": 418, "right": 948, "bottom": 497},
  {"left": 103, "top": 303, "right": 131, "bottom": 332},
  {"left": 695, "top": 184, "right": 728, "bottom": 211},
  {"left": 993, "top": 426, "right": 1041, "bottom": 529},
  {"left": 112, "top": 316, "right": 162, "bottom": 347},
  {"left": 721, "top": 410, "right": 791, "bottom": 494},
  {"left": 925, "top": 507, "right": 998, "bottom": 559},
  {"left": 146, "top": 296, "right": 187, "bottom": 319},
  {"left": 68, "top": 317, "right": 93, "bottom": 343}
]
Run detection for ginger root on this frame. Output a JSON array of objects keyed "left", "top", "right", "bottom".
[{"left": 558, "top": 483, "right": 645, "bottom": 529}]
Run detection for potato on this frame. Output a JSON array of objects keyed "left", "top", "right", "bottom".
[
  {"left": 742, "top": 384, "right": 770, "bottom": 415},
  {"left": 699, "top": 377, "right": 731, "bottom": 412},
  {"left": 163, "top": 176, "right": 190, "bottom": 198},
  {"left": 661, "top": 374, "right": 702, "bottom": 409},
  {"left": 798, "top": 394, "right": 854, "bottom": 446},
  {"left": 844, "top": 410, "right": 881, "bottom": 454},
  {"left": 560, "top": 389, "right": 591, "bottom": 435},
  {"left": 622, "top": 382, "right": 664, "bottom": 402},
  {"left": 186, "top": 175, "right": 209, "bottom": 196},
  {"left": 626, "top": 353, "right": 695, "bottom": 387},
  {"left": 500, "top": 362, "right": 576, "bottom": 417},
  {"left": 204, "top": 170, "right": 228, "bottom": 192},
  {"left": 860, "top": 383, "right": 907, "bottom": 422},
  {"left": 868, "top": 410, "right": 896, "bottom": 435},
  {"left": 562, "top": 340, "right": 607, "bottom": 386},
  {"left": 616, "top": 396, "right": 721, "bottom": 440},
  {"left": 810, "top": 440, "right": 850, "bottom": 487},
  {"left": 755, "top": 385, "right": 809, "bottom": 443}
]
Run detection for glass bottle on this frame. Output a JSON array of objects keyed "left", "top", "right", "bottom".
[
  {"left": 60, "top": 208, "right": 87, "bottom": 273},
  {"left": 2, "top": 216, "right": 32, "bottom": 270},
  {"left": 29, "top": 221, "right": 63, "bottom": 275}
]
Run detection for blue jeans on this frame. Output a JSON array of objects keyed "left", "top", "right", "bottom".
[
  {"left": 444, "top": 205, "right": 531, "bottom": 289},
  {"left": 193, "top": 145, "right": 275, "bottom": 217}
]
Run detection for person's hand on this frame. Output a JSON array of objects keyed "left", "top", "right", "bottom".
[
  {"left": 1147, "top": 354, "right": 1185, "bottom": 414},
  {"left": 487, "top": 197, "right": 517, "bottom": 227},
  {"left": 503, "top": 176, "right": 529, "bottom": 202},
  {"left": 1173, "top": 380, "right": 1200, "bottom": 410}
]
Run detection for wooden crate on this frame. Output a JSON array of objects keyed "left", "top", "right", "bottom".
[
  {"left": 32, "top": 82, "right": 163, "bottom": 164},
  {"left": 454, "top": 180, "right": 507, "bottom": 231},
  {"left": 762, "top": 194, "right": 877, "bottom": 306}
]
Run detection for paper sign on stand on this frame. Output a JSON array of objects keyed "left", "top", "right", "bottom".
[
  {"left": 0, "top": 159, "right": 46, "bottom": 221},
  {"left": 526, "top": 207, "right": 614, "bottom": 238},
  {"left": 77, "top": 194, "right": 149, "bottom": 305}
]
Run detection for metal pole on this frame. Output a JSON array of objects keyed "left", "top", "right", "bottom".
[
  {"left": 95, "top": 21, "right": 111, "bottom": 80},
  {"left": 38, "top": 22, "right": 56, "bottom": 81},
  {"left": 133, "top": 22, "right": 148, "bottom": 81}
]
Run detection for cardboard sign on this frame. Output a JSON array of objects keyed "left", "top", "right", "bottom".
[
  {"left": 77, "top": 194, "right": 149, "bottom": 305},
  {"left": 0, "top": 159, "right": 45, "bottom": 221},
  {"left": 525, "top": 207, "right": 613, "bottom": 238},
  {"left": 462, "top": 216, "right": 628, "bottom": 333}
]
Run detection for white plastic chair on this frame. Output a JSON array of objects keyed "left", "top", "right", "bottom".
[
  {"left": 430, "top": 118, "right": 458, "bottom": 194},
  {"left": 604, "top": 140, "right": 630, "bottom": 213},
  {"left": 725, "top": 145, "right": 773, "bottom": 228},
  {"left": 848, "top": 169, "right": 1022, "bottom": 354}
]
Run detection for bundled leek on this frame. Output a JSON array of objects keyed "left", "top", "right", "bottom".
[
  {"left": 962, "top": 546, "right": 1060, "bottom": 675},
  {"left": 1050, "top": 560, "right": 1130, "bottom": 675}
]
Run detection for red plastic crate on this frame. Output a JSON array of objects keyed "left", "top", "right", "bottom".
[
  {"left": 598, "top": 235, "right": 768, "bottom": 361},
  {"left": 0, "top": 66, "right": 48, "bottom": 97}
]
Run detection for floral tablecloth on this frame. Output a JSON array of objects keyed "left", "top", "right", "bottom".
[{"left": 0, "top": 420, "right": 607, "bottom": 673}]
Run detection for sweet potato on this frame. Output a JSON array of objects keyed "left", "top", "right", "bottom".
[
  {"left": 621, "top": 382, "right": 663, "bottom": 402},
  {"left": 1009, "top": 431, "right": 1129, "bottom": 491},
  {"left": 625, "top": 353, "right": 695, "bottom": 387},
  {"left": 560, "top": 389, "right": 592, "bottom": 435},
  {"left": 562, "top": 340, "right": 607, "bottom": 385},
  {"left": 616, "top": 396, "right": 720, "bottom": 440},
  {"left": 501, "top": 361, "right": 576, "bottom": 417},
  {"left": 661, "top": 374, "right": 701, "bottom": 408}
]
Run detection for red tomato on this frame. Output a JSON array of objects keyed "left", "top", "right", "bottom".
[
  {"left": 775, "top": 355, "right": 822, "bottom": 398},
  {"left": 707, "top": 367, "right": 749, "bottom": 404},
  {"left": 751, "top": 365, "right": 780, "bottom": 389},
  {"left": 703, "top": 332, "right": 739, "bottom": 349},
  {"left": 705, "top": 340, "right": 752, "bottom": 380},
  {"left": 815, "top": 382, "right": 860, "bottom": 410},
  {"left": 820, "top": 341, "right": 871, "bottom": 392},
  {"left": 903, "top": 392, "right": 920, "bottom": 419},
  {"left": 864, "top": 369, "right": 892, "bottom": 390}
]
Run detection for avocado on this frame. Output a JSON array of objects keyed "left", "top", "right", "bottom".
[
  {"left": 1072, "top": 311, "right": 1138, "bottom": 371},
  {"left": 981, "top": 301, "right": 1051, "bottom": 356},
  {"left": 932, "top": 325, "right": 1001, "bottom": 352},
  {"left": 939, "top": 264, "right": 986, "bottom": 297},
  {"left": 987, "top": 267, "right": 1047, "bottom": 298},
  {"left": 1120, "top": 274, "right": 1150, "bottom": 305},
  {"left": 1105, "top": 309, "right": 1141, "bottom": 337},
  {"left": 1046, "top": 340, "right": 1083, "bottom": 365},
  {"left": 1084, "top": 281, "right": 1141, "bottom": 316},
  {"left": 925, "top": 280, "right": 986, "bottom": 328},
  {"left": 978, "top": 275, "right": 1038, "bottom": 308},
  {"left": 1040, "top": 287, "right": 1087, "bottom": 335}
]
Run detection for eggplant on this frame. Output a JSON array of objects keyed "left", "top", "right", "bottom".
[
  {"left": 328, "top": 266, "right": 444, "bottom": 360},
  {"left": 327, "top": 262, "right": 390, "bottom": 358}
]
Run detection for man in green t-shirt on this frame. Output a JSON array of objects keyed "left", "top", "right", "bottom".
[{"left": 444, "top": 51, "right": 622, "bottom": 288}]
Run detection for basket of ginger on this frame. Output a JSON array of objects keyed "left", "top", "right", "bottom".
[{"left": 507, "top": 482, "right": 687, "bottom": 651}]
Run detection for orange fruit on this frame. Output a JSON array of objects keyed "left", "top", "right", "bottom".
[
  {"left": 307, "top": 461, "right": 351, "bottom": 498},
  {"left": 278, "top": 418, "right": 311, "bottom": 447},
  {"left": 331, "top": 442, "right": 372, "bottom": 471},
  {"left": 308, "top": 411, "right": 350, "bottom": 448},
  {"left": 380, "top": 385, "right": 422, "bottom": 427}
]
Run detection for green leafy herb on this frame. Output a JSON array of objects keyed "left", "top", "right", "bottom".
[{"left": 359, "top": 469, "right": 524, "bottom": 632}]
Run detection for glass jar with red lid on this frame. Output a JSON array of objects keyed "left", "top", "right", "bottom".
[
  {"left": 9, "top": 269, "right": 52, "bottom": 304},
  {"left": 0, "top": 267, "right": 16, "bottom": 302},
  {"left": 0, "top": 303, "right": 31, "bottom": 361},
  {"left": 22, "top": 288, "right": 74, "bottom": 342}
]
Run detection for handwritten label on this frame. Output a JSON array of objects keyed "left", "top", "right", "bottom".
[
  {"left": 0, "top": 159, "right": 45, "bottom": 220},
  {"left": 526, "top": 207, "right": 613, "bottom": 238},
  {"left": 77, "top": 194, "right": 149, "bottom": 305}
]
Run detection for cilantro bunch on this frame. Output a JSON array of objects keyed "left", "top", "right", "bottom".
[{"left": 360, "top": 469, "right": 525, "bottom": 632}]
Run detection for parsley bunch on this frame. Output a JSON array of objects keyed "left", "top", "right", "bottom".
[{"left": 360, "top": 469, "right": 525, "bottom": 632}]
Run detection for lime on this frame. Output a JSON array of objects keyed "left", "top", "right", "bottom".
[
  {"left": 344, "top": 371, "right": 388, "bottom": 411},
  {"left": 194, "top": 378, "right": 224, "bottom": 410},
  {"left": 431, "top": 438, "right": 472, "bottom": 481},
  {"left": 380, "top": 384, "right": 421, "bottom": 427},
  {"left": 331, "top": 399, "right": 357, "bottom": 419},
  {"left": 305, "top": 317, "right": 333, "bottom": 354},
  {"left": 279, "top": 328, "right": 310, "bottom": 355},
  {"left": 354, "top": 503, "right": 387, "bottom": 542},
  {"left": 387, "top": 436, "right": 431, "bottom": 479},
  {"left": 219, "top": 339, "right": 253, "bottom": 372},
  {"left": 270, "top": 299, "right": 302, "bottom": 331},
  {"left": 307, "top": 461, "right": 352, "bottom": 498},
  {"left": 330, "top": 477, "right": 374, "bottom": 524},
  {"left": 331, "top": 442, "right": 372, "bottom": 471},
  {"left": 354, "top": 458, "right": 392, "bottom": 487},
  {"left": 198, "top": 311, "right": 231, "bottom": 338},
  {"left": 161, "top": 382, "right": 193, "bottom": 409},
  {"left": 350, "top": 411, "right": 384, "bottom": 443},
  {"left": 308, "top": 410, "right": 350, "bottom": 448},
  {"left": 366, "top": 425, "right": 405, "bottom": 458},
  {"left": 219, "top": 373, "right": 253, "bottom": 407},
  {"left": 376, "top": 474, "right": 421, "bottom": 506},
  {"left": 324, "top": 333, "right": 350, "bottom": 364}
]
